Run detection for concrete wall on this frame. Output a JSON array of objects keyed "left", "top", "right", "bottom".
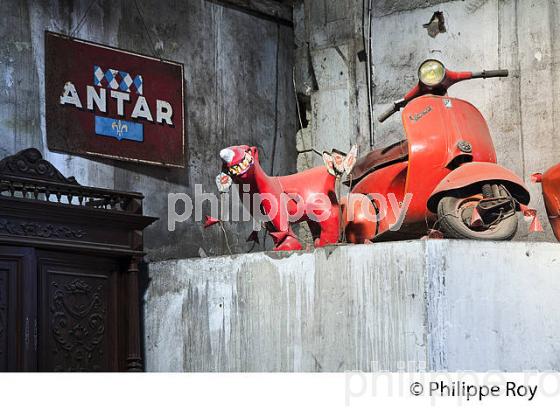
[
  {"left": 0, "top": 0, "right": 297, "bottom": 260},
  {"left": 145, "top": 239, "right": 560, "bottom": 372},
  {"left": 427, "top": 241, "right": 560, "bottom": 371},
  {"left": 293, "top": 0, "right": 560, "bottom": 241}
]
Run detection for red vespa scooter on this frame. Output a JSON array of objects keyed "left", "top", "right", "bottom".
[{"left": 344, "top": 59, "right": 530, "bottom": 242}]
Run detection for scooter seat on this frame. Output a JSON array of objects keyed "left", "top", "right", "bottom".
[{"left": 345, "top": 140, "right": 408, "bottom": 186}]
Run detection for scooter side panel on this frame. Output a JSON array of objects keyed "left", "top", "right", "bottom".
[
  {"left": 401, "top": 95, "right": 497, "bottom": 222},
  {"left": 350, "top": 161, "right": 408, "bottom": 235},
  {"left": 541, "top": 163, "right": 560, "bottom": 241}
]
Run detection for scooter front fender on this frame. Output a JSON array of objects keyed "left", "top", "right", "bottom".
[{"left": 427, "top": 162, "right": 530, "bottom": 213}]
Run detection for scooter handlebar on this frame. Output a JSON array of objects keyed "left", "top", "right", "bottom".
[
  {"left": 378, "top": 68, "right": 508, "bottom": 123},
  {"left": 472, "top": 69, "right": 509, "bottom": 79},
  {"left": 378, "top": 99, "right": 406, "bottom": 123},
  {"left": 378, "top": 104, "right": 397, "bottom": 123}
]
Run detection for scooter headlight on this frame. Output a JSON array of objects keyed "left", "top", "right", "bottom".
[{"left": 418, "top": 59, "right": 445, "bottom": 87}]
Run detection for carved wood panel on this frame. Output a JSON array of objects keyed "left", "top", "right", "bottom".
[
  {"left": 38, "top": 252, "right": 118, "bottom": 372},
  {"left": 0, "top": 247, "right": 36, "bottom": 372},
  {"left": 0, "top": 148, "right": 79, "bottom": 185},
  {"left": 0, "top": 266, "right": 8, "bottom": 371},
  {"left": 0, "top": 258, "right": 22, "bottom": 372}
]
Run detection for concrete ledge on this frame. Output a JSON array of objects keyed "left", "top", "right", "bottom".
[{"left": 144, "top": 240, "right": 560, "bottom": 372}]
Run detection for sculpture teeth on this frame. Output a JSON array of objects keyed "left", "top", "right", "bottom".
[{"left": 229, "top": 153, "right": 253, "bottom": 175}]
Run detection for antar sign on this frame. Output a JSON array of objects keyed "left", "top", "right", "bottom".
[{"left": 45, "top": 32, "right": 185, "bottom": 167}]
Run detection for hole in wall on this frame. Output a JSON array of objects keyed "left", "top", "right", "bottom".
[
  {"left": 357, "top": 49, "right": 367, "bottom": 62},
  {"left": 423, "top": 11, "right": 447, "bottom": 38},
  {"left": 296, "top": 93, "right": 310, "bottom": 130}
]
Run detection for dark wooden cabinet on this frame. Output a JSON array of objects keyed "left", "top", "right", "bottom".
[{"left": 0, "top": 149, "right": 156, "bottom": 371}]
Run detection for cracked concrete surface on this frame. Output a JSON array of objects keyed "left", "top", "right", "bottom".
[{"left": 145, "top": 240, "right": 560, "bottom": 371}]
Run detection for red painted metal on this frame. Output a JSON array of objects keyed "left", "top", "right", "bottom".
[
  {"left": 344, "top": 63, "right": 529, "bottom": 242},
  {"left": 533, "top": 163, "right": 560, "bottom": 240},
  {"left": 427, "top": 162, "right": 530, "bottom": 212},
  {"left": 218, "top": 145, "right": 340, "bottom": 251},
  {"left": 529, "top": 211, "right": 545, "bottom": 233},
  {"left": 403, "top": 69, "right": 473, "bottom": 101},
  {"left": 350, "top": 161, "right": 408, "bottom": 236},
  {"left": 403, "top": 95, "right": 498, "bottom": 221},
  {"left": 45, "top": 31, "right": 185, "bottom": 167},
  {"left": 518, "top": 204, "right": 544, "bottom": 233},
  {"left": 340, "top": 193, "right": 378, "bottom": 244}
]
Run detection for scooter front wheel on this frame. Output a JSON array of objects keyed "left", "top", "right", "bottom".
[{"left": 436, "top": 189, "right": 518, "bottom": 240}]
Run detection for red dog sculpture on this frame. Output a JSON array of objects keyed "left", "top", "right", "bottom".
[
  {"left": 533, "top": 164, "right": 560, "bottom": 241},
  {"left": 214, "top": 145, "right": 356, "bottom": 251}
]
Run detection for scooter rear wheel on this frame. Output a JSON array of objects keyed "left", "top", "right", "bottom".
[{"left": 436, "top": 190, "right": 518, "bottom": 240}]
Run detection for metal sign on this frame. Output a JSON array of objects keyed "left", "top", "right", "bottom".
[{"left": 45, "top": 31, "right": 185, "bottom": 167}]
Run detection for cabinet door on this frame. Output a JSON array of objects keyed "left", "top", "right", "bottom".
[
  {"left": 0, "top": 247, "right": 36, "bottom": 372},
  {"left": 37, "top": 251, "right": 119, "bottom": 371}
]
